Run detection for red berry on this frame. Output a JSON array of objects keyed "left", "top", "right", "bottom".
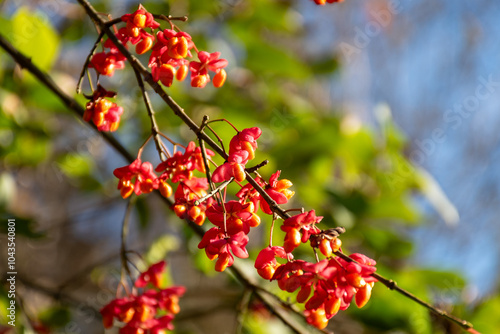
[
  {"left": 325, "top": 296, "right": 341, "bottom": 316},
  {"left": 284, "top": 228, "right": 301, "bottom": 253},
  {"left": 176, "top": 64, "right": 189, "bottom": 81},
  {"left": 159, "top": 180, "right": 172, "bottom": 198},
  {"left": 136, "top": 36, "right": 154, "bottom": 55},
  {"left": 213, "top": 69, "right": 227, "bottom": 88},
  {"left": 319, "top": 238, "right": 333, "bottom": 257},
  {"left": 355, "top": 283, "right": 372, "bottom": 308}
]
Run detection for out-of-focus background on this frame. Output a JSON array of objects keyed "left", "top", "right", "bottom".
[{"left": 1, "top": 0, "right": 499, "bottom": 333}]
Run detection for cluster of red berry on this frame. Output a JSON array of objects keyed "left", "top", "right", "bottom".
[
  {"left": 259, "top": 250, "right": 376, "bottom": 329},
  {"left": 113, "top": 140, "right": 215, "bottom": 226},
  {"left": 83, "top": 85, "right": 123, "bottom": 132},
  {"left": 84, "top": 5, "right": 228, "bottom": 132},
  {"left": 90, "top": 5, "right": 228, "bottom": 89},
  {"left": 100, "top": 261, "right": 185, "bottom": 334}
]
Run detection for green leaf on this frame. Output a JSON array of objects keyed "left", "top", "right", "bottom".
[
  {"left": 4, "top": 132, "right": 49, "bottom": 166},
  {"left": 361, "top": 227, "right": 413, "bottom": 258},
  {"left": 471, "top": 295, "right": 500, "bottom": 334},
  {"left": 310, "top": 57, "right": 340, "bottom": 75},
  {"left": 144, "top": 234, "right": 180, "bottom": 266},
  {"left": 0, "top": 16, "right": 13, "bottom": 41},
  {"left": 193, "top": 248, "right": 217, "bottom": 276},
  {"left": 10, "top": 7, "right": 60, "bottom": 71},
  {"left": 368, "top": 195, "right": 419, "bottom": 223},
  {"left": 56, "top": 153, "right": 93, "bottom": 178},
  {"left": 0, "top": 213, "right": 44, "bottom": 239},
  {"left": 246, "top": 41, "right": 309, "bottom": 80},
  {"left": 327, "top": 189, "right": 370, "bottom": 218},
  {"left": 38, "top": 306, "right": 71, "bottom": 328}
]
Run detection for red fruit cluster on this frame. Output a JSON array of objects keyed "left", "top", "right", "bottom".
[
  {"left": 149, "top": 29, "right": 193, "bottom": 87},
  {"left": 197, "top": 199, "right": 262, "bottom": 272},
  {"left": 90, "top": 5, "right": 159, "bottom": 77},
  {"left": 113, "top": 142, "right": 214, "bottom": 225},
  {"left": 236, "top": 170, "right": 295, "bottom": 215},
  {"left": 86, "top": 5, "right": 228, "bottom": 132},
  {"left": 197, "top": 127, "right": 297, "bottom": 272},
  {"left": 83, "top": 85, "right": 123, "bottom": 132},
  {"left": 252, "top": 206, "right": 376, "bottom": 329},
  {"left": 114, "top": 159, "right": 159, "bottom": 199},
  {"left": 212, "top": 127, "right": 262, "bottom": 183},
  {"left": 281, "top": 210, "right": 322, "bottom": 253},
  {"left": 198, "top": 227, "right": 249, "bottom": 272},
  {"left": 89, "top": 40, "right": 126, "bottom": 77},
  {"left": 90, "top": 4, "right": 228, "bottom": 88},
  {"left": 172, "top": 177, "right": 212, "bottom": 225},
  {"left": 189, "top": 51, "right": 228, "bottom": 88},
  {"left": 270, "top": 255, "right": 376, "bottom": 329},
  {"left": 121, "top": 4, "right": 160, "bottom": 54},
  {"left": 100, "top": 261, "right": 185, "bottom": 334},
  {"left": 155, "top": 141, "right": 213, "bottom": 183},
  {"left": 149, "top": 31, "right": 228, "bottom": 88}
]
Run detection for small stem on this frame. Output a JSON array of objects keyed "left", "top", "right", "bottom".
[
  {"left": 207, "top": 118, "right": 240, "bottom": 133},
  {"left": 222, "top": 199, "right": 228, "bottom": 234},
  {"left": 77, "top": 31, "right": 104, "bottom": 94},
  {"left": 87, "top": 70, "right": 95, "bottom": 93},
  {"left": 246, "top": 160, "right": 269, "bottom": 173},
  {"left": 158, "top": 132, "right": 181, "bottom": 147},
  {"left": 235, "top": 288, "right": 252, "bottom": 334},
  {"left": 197, "top": 115, "right": 220, "bottom": 204},
  {"left": 206, "top": 124, "right": 227, "bottom": 156},
  {"left": 104, "top": 17, "right": 123, "bottom": 26},
  {"left": 137, "top": 134, "right": 153, "bottom": 160},
  {"left": 198, "top": 116, "right": 227, "bottom": 207},
  {"left": 159, "top": 140, "right": 172, "bottom": 158},
  {"left": 194, "top": 178, "right": 233, "bottom": 206},
  {"left": 153, "top": 14, "right": 189, "bottom": 22},
  {"left": 333, "top": 250, "right": 475, "bottom": 331},
  {"left": 284, "top": 208, "right": 304, "bottom": 214},
  {"left": 269, "top": 215, "right": 276, "bottom": 247},
  {"left": 313, "top": 248, "right": 320, "bottom": 263},
  {"left": 120, "top": 198, "right": 135, "bottom": 281},
  {"left": 133, "top": 67, "right": 167, "bottom": 161}
]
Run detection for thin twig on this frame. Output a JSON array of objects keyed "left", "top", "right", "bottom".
[
  {"left": 132, "top": 66, "right": 167, "bottom": 161},
  {"left": 104, "top": 17, "right": 122, "bottom": 26},
  {"left": 120, "top": 198, "right": 135, "bottom": 279},
  {"left": 247, "top": 159, "right": 269, "bottom": 173},
  {"left": 153, "top": 14, "right": 189, "bottom": 22},
  {"left": 194, "top": 178, "right": 233, "bottom": 206},
  {"left": 333, "top": 250, "right": 475, "bottom": 331},
  {"left": 197, "top": 115, "right": 222, "bottom": 206},
  {"left": 235, "top": 288, "right": 252, "bottom": 334},
  {"left": 76, "top": 30, "right": 104, "bottom": 94}
]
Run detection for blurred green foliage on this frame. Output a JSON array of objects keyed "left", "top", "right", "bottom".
[{"left": 0, "top": 1, "right": 495, "bottom": 334}]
